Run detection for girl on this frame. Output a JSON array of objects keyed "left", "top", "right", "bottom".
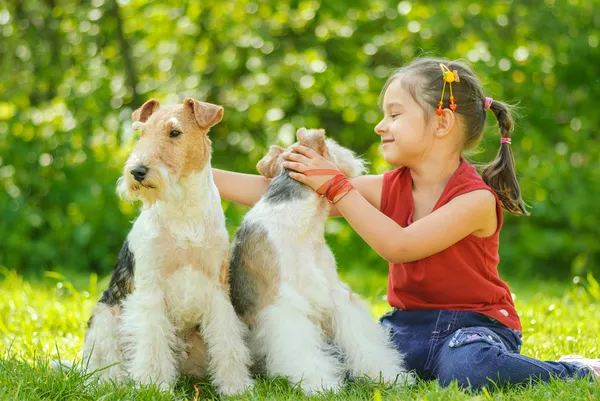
[{"left": 213, "top": 58, "right": 599, "bottom": 389}]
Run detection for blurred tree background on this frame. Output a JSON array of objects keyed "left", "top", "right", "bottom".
[{"left": 0, "top": 0, "right": 598, "bottom": 281}]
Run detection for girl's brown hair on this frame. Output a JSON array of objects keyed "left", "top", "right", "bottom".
[{"left": 381, "top": 57, "right": 528, "bottom": 215}]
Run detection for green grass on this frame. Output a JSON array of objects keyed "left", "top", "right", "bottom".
[{"left": 1, "top": 266, "right": 599, "bottom": 400}]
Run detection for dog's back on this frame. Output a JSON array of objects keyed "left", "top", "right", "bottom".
[
  {"left": 230, "top": 170, "right": 321, "bottom": 314},
  {"left": 230, "top": 129, "right": 359, "bottom": 325}
]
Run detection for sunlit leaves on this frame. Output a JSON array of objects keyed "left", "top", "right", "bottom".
[{"left": 0, "top": 0, "right": 598, "bottom": 277}]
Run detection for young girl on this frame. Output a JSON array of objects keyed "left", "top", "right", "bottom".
[{"left": 213, "top": 57, "right": 599, "bottom": 389}]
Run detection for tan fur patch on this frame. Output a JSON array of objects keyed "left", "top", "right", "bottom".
[
  {"left": 296, "top": 127, "right": 326, "bottom": 155},
  {"left": 256, "top": 145, "right": 285, "bottom": 178},
  {"left": 180, "top": 331, "right": 208, "bottom": 377},
  {"left": 219, "top": 251, "right": 230, "bottom": 292},
  {"left": 233, "top": 231, "right": 280, "bottom": 328},
  {"left": 320, "top": 316, "right": 335, "bottom": 340},
  {"left": 156, "top": 231, "right": 221, "bottom": 281}
]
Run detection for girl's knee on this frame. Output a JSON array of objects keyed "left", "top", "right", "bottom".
[
  {"left": 436, "top": 327, "right": 511, "bottom": 389},
  {"left": 436, "top": 349, "right": 499, "bottom": 389}
]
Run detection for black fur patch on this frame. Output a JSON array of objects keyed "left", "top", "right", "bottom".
[
  {"left": 99, "top": 240, "right": 135, "bottom": 306},
  {"left": 262, "top": 169, "right": 311, "bottom": 204}
]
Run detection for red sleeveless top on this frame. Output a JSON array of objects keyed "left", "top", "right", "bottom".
[{"left": 381, "top": 160, "right": 522, "bottom": 331}]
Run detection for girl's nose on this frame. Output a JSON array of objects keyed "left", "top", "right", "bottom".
[{"left": 374, "top": 120, "right": 386, "bottom": 136}]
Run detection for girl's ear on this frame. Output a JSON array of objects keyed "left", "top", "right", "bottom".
[{"left": 435, "top": 108, "right": 456, "bottom": 138}]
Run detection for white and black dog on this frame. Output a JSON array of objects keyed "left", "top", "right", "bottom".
[
  {"left": 228, "top": 128, "right": 411, "bottom": 394},
  {"left": 81, "top": 98, "right": 254, "bottom": 395}
]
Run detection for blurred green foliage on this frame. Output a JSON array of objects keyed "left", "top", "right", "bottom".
[{"left": 0, "top": 0, "right": 598, "bottom": 279}]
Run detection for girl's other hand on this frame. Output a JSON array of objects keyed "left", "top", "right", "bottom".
[{"left": 282, "top": 145, "right": 340, "bottom": 191}]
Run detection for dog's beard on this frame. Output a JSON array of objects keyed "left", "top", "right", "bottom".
[{"left": 117, "top": 166, "right": 169, "bottom": 206}]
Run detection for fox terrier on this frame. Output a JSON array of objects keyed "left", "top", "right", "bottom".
[
  {"left": 81, "top": 98, "right": 254, "bottom": 395},
  {"left": 228, "top": 128, "right": 411, "bottom": 394}
]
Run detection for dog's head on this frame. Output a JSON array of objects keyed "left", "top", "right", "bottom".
[
  {"left": 256, "top": 127, "right": 367, "bottom": 179},
  {"left": 117, "top": 98, "right": 223, "bottom": 204}
]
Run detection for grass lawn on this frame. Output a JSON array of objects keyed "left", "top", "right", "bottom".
[{"left": 1, "top": 267, "right": 599, "bottom": 400}]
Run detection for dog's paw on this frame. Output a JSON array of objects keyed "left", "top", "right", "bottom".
[
  {"left": 301, "top": 379, "right": 343, "bottom": 395},
  {"left": 217, "top": 376, "right": 255, "bottom": 396},
  {"left": 377, "top": 368, "right": 415, "bottom": 385},
  {"left": 129, "top": 378, "right": 173, "bottom": 394},
  {"left": 50, "top": 359, "right": 75, "bottom": 371},
  {"left": 157, "top": 381, "right": 173, "bottom": 392},
  {"left": 388, "top": 371, "right": 415, "bottom": 386}
]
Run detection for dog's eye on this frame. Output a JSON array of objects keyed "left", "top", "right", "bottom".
[{"left": 169, "top": 130, "right": 182, "bottom": 138}]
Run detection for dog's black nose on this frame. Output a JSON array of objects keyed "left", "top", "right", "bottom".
[{"left": 131, "top": 166, "right": 148, "bottom": 182}]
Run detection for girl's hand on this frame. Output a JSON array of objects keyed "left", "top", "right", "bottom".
[{"left": 282, "top": 145, "right": 340, "bottom": 191}]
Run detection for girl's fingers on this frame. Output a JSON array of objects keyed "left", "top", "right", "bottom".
[
  {"left": 283, "top": 161, "right": 307, "bottom": 173},
  {"left": 288, "top": 172, "right": 308, "bottom": 183},
  {"left": 282, "top": 152, "right": 310, "bottom": 164},
  {"left": 290, "top": 145, "right": 319, "bottom": 158}
]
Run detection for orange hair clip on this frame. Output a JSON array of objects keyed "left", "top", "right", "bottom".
[{"left": 436, "top": 64, "right": 460, "bottom": 115}]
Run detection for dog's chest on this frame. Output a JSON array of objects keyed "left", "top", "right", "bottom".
[
  {"left": 129, "top": 211, "right": 228, "bottom": 279},
  {"left": 128, "top": 211, "right": 228, "bottom": 329},
  {"left": 163, "top": 266, "right": 212, "bottom": 329}
]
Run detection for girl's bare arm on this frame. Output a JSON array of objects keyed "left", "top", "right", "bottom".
[
  {"left": 213, "top": 168, "right": 384, "bottom": 216},
  {"left": 212, "top": 169, "right": 271, "bottom": 207},
  {"left": 329, "top": 174, "right": 384, "bottom": 217}
]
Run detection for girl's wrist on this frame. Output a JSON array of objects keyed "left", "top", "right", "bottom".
[
  {"left": 331, "top": 187, "right": 355, "bottom": 204},
  {"left": 321, "top": 173, "right": 354, "bottom": 204}
]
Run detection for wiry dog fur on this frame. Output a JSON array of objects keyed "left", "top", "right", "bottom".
[
  {"left": 82, "top": 98, "right": 254, "bottom": 395},
  {"left": 229, "top": 128, "right": 412, "bottom": 394}
]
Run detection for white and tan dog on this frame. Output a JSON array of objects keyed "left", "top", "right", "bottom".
[
  {"left": 229, "top": 128, "right": 411, "bottom": 394},
  {"left": 81, "top": 98, "right": 254, "bottom": 394}
]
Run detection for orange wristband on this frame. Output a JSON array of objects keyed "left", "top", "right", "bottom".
[{"left": 305, "top": 169, "right": 354, "bottom": 205}]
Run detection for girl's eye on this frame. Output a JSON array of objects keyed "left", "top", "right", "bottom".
[
  {"left": 391, "top": 114, "right": 400, "bottom": 118},
  {"left": 170, "top": 130, "right": 182, "bottom": 138}
]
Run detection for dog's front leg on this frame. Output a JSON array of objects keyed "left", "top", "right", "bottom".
[
  {"left": 121, "top": 289, "right": 179, "bottom": 390},
  {"left": 201, "top": 285, "right": 254, "bottom": 396},
  {"left": 255, "top": 290, "right": 345, "bottom": 394},
  {"left": 82, "top": 302, "right": 126, "bottom": 382}
]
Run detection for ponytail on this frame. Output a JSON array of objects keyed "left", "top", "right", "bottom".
[{"left": 481, "top": 100, "right": 529, "bottom": 215}]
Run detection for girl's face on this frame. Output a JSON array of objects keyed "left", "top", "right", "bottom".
[{"left": 374, "top": 77, "right": 435, "bottom": 167}]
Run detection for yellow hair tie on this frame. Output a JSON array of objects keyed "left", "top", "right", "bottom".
[{"left": 436, "top": 64, "right": 460, "bottom": 115}]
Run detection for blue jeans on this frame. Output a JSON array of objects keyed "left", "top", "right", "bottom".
[{"left": 380, "top": 308, "right": 593, "bottom": 389}]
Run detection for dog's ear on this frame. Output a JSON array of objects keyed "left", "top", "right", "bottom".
[
  {"left": 185, "top": 98, "right": 224, "bottom": 129},
  {"left": 296, "top": 127, "right": 326, "bottom": 155},
  {"left": 256, "top": 145, "right": 285, "bottom": 179},
  {"left": 132, "top": 99, "right": 160, "bottom": 123}
]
